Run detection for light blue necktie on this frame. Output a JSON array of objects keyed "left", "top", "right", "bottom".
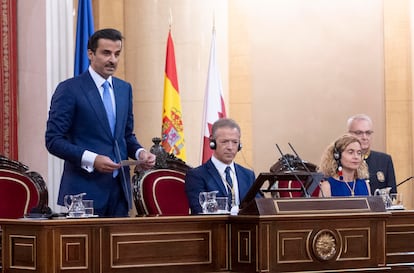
[
  {"left": 102, "top": 81, "right": 118, "bottom": 178},
  {"left": 102, "top": 80, "right": 115, "bottom": 135},
  {"left": 225, "top": 166, "right": 234, "bottom": 206}
]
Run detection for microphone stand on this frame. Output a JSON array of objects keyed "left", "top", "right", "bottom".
[
  {"left": 115, "top": 140, "right": 131, "bottom": 203},
  {"left": 396, "top": 176, "right": 414, "bottom": 187},
  {"left": 288, "top": 142, "right": 325, "bottom": 197},
  {"left": 275, "top": 144, "right": 310, "bottom": 198}
]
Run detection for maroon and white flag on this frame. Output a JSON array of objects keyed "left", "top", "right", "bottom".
[{"left": 201, "top": 29, "right": 227, "bottom": 163}]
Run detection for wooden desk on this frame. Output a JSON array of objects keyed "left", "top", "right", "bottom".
[
  {"left": 386, "top": 210, "right": 414, "bottom": 269},
  {"left": 2, "top": 209, "right": 414, "bottom": 272},
  {"left": 0, "top": 216, "right": 229, "bottom": 273}
]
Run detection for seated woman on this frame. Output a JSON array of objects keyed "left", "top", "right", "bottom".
[{"left": 318, "top": 134, "right": 370, "bottom": 197}]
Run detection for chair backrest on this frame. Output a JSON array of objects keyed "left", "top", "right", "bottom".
[
  {"left": 132, "top": 137, "right": 192, "bottom": 216},
  {"left": 139, "top": 169, "right": 189, "bottom": 216},
  {"left": 275, "top": 180, "right": 320, "bottom": 198},
  {"left": 0, "top": 155, "right": 50, "bottom": 218},
  {"left": 269, "top": 154, "right": 320, "bottom": 198}
]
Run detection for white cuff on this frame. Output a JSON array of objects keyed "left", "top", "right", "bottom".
[{"left": 81, "top": 150, "right": 98, "bottom": 173}]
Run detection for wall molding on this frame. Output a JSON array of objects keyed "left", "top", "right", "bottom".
[{"left": 0, "top": 0, "right": 18, "bottom": 159}]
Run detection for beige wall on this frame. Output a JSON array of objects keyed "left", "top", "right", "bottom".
[
  {"left": 241, "top": 0, "right": 386, "bottom": 169},
  {"left": 17, "top": 0, "right": 414, "bottom": 208},
  {"left": 17, "top": 0, "right": 49, "bottom": 178},
  {"left": 119, "top": 0, "right": 387, "bottom": 168}
]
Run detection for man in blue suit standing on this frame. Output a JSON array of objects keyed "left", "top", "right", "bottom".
[
  {"left": 46, "top": 28, "right": 155, "bottom": 217},
  {"left": 185, "top": 118, "right": 256, "bottom": 214}
]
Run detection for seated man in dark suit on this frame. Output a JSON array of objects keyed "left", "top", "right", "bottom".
[
  {"left": 347, "top": 114, "right": 397, "bottom": 194},
  {"left": 185, "top": 118, "right": 255, "bottom": 214}
]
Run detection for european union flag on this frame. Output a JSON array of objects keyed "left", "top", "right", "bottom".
[{"left": 74, "top": 0, "right": 94, "bottom": 76}]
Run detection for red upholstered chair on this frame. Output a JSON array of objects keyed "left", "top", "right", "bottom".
[
  {"left": 132, "top": 137, "right": 192, "bottom": 216},
  {"left": 0, "top": 155, "right": 51, "bottom": 269},
  {"left": 275, "top": 180, "right": 320, "bottom": 198},
  {"left": 139, "top": 169, "right": 189, "bottom": 216},
  {"left": 0, "top": 155, "right": 50, "bottom": 219}
]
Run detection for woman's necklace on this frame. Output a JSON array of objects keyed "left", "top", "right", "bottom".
[{"left": 344, "top": 180, "right": 356, "bottom": 196}]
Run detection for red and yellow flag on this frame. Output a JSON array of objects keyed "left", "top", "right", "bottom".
[{"left": 161, "top": 31, "right": 186, "bottom": 161}]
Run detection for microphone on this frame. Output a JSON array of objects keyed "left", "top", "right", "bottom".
[
  {"left": 288, "top": 142, "right": 325, "bottom": 197},
  {"left": 397, "top": 176, "right": 414, "bottom": 187},
  {"left": 114, "top": 140, "right": 132, "bottom": 202},
  {"left": 275, "top": 144, "right": 310, "bottom": 198},
  {"left": 287, "top": 143, "right": 312, "bottom": 173}
]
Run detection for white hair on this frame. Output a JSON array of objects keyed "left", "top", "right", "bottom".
[{"left": 347, "top": 114, "right": 373, "bottom": 130}]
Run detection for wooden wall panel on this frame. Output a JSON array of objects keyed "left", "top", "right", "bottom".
[{"left": 384, "top": 0, "right": 414, "bottom": 209}]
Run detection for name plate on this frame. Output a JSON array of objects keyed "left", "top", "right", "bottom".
[{"left": 239, "top": 196, "right": 386, "bottom": 215}]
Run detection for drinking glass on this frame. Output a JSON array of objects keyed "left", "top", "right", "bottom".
[
  {"left": 216, "top": 197, "right": 229, "bottom": 213},
  {"left": 82, "top": 200, "right": 94, "bottom": 217},
  {"left": 390, "top": 193, "right": 403, "bottom": 207}
]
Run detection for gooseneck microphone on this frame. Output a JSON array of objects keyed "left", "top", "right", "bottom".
[
  {"left": 397, "top": 176, "right": 414, "bottom": 187},
  {"left": 275, "top": 144, "right": 310, "bottom": 198},
  {"left": 288, "top": 142, "right": 325, "bottom": 198},
  {"left": 288, "top": 143, "right": 311, "bottom": 173}
]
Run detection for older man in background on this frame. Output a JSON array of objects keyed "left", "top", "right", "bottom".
[{"left": 347, "top": 114, "right": 396, "bottom": 194}]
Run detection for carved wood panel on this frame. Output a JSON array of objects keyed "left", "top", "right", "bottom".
[{"left": 0, "top": 0, "right": 18, "bottom": 158}]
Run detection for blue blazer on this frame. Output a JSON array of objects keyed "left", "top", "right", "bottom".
[
  {"left": 185, "top": 159, "right": 255, "bottom": 214},
  {"left": 45, "top": 71, "right": 142, "bottom": 209}
]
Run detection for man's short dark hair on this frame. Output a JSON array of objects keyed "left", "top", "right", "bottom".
[{"left": 87, "top": 28, "right": 123, "bottom": 53}]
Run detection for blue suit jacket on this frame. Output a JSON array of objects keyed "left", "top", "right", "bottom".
[
  {"left": 45, "top": 71, "right": 142, "bottom": 209},
  {"left": 185, "top": 159, "right": 255, "bottom": 214}
]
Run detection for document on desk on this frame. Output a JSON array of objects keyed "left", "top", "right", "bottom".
[{"left": 120, "top": 159, "right": 144, "bottom": 166}]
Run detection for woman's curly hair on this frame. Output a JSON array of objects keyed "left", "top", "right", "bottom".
[{"left": 318, "top": 134, "right": 369, "bottom": 180}]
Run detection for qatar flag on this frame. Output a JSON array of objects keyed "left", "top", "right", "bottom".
[{"left": 201, "top": 29, "right": 226, "bottom": 163}]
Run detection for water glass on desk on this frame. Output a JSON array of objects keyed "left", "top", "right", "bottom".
[
  {"left": 390, "top": 193, "right": 403, "bottom": 207},
  {"left": 83, "top": 200, "right": 94, "bottom": 217},
  {"left": 216, "top": 197, "right": 229, "bottom": 213}
]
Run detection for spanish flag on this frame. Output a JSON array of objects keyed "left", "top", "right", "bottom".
[{"left": 161, "top": 30, "right": 186, "bottom": 161}]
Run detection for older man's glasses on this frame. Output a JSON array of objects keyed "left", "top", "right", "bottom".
[{"left": 349, "top": 130, "right": 374, "bottom": 136}]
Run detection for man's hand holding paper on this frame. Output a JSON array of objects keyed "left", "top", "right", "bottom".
[{"left": 137, "top": 150, "right": 156, "bottom": 170}]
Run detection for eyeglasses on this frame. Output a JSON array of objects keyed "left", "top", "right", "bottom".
[{"left": 349, "top": 130, "right": 374, "bottom": 136}]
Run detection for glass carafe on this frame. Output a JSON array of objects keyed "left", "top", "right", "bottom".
[
  {"left": 374, "top": 187, "right": 392, "bottom": 209},
  {"left": 199, "top": 191, "right": 218, "bottom": 213},
  {"left": 64, "top": 192, "right": 86, "bottom": 217}
]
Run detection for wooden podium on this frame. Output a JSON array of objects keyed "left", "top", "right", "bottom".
[
  {"left": 233, "top": 175, "right": 390, "bottom": 272},
  {"left": 232, "top": 197, "right": 390, "bottom": 272}
]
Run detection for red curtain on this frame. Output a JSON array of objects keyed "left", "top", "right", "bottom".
[{"left": 0, "top": 0, "right": 18, "bottom": 159}]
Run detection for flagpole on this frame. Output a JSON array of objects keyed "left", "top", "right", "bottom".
[{"left": 169, "top": 8, "right": 173, "bottom": 30}]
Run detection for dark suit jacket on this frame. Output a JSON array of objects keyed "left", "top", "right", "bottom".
[
  {"left": 366, "top": 150, "right": 396, "bottom": 194},
  {"left": 184, "top": 159, "right": 255, "bottom": 214},
  {"left": 45, "top": 71, "right": 142, "bottom": 209}
]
